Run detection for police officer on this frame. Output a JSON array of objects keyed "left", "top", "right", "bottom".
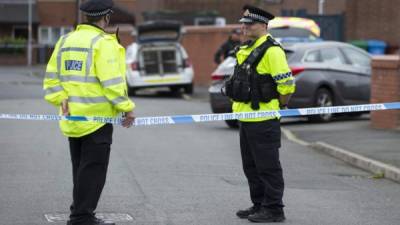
[
  {"left": 214, "top": 28, "right": 242, "bottom": 64},
  {"left": 43, "top": 0, "right": 135, "bottom": 224},
  {"left": 224, "top": 5, "right": 295, "bottom": 223}
]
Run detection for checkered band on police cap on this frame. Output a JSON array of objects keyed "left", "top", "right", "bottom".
[
  {"left": 239, "top": 4, "right": 275, "bottom": 24},
  {"left": 80, "top": 0, "right": 114, "bottom": 17}
]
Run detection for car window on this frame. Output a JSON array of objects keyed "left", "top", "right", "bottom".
[
  {"left": 341, "top": 47, "right": 371, "bottom": 67},
  {"left": 304, "top": 50, "right": 320, "bottom": 62},
  {"left": 269, "top": 27, "right": 317, "bottom": 39},
  {"left": 320, "top": 48, "right": 345, "bottom": 65}
]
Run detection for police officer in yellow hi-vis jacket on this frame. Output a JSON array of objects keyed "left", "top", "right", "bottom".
[
  {"left": 43, "top": 0, "right": 134, "bottom": 224},
  {"left": 224, "top": 5, "right": 295, "bottom": 223}
]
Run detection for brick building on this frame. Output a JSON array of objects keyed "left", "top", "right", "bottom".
[
  {"left": 1, "top": 0, "right": 399, "bottom": 67},
  {"left": 35, "top": 0, "right": 137, "bottom": 47},
  {"left": 346, "top": 0, "right": 400, "bottom": 49},
  {"left": 1, "top": 0, "right": 399, "bottom": 48}
]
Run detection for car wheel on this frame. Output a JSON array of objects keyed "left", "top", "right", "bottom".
[
  {"left": 128, "top": 88, "right": 136, "bottom": 96},
  {"left": 225, "top": 119, "right": 239, "bottom": 128},
  {"left": 309, "top": 88, "right": 334, "bottom": 122},
  {"left": 183, "top": 83, "right": 194, "bottom": 95}
]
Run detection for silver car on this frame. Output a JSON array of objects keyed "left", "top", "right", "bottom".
[{"left": 209, "top": 41, "right": 372, "bottom": 127}]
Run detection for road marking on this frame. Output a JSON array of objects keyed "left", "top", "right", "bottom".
[
  {"left": 281, "top": 128, "right": 310, "bottom": 146},
  {"left": 44, "top": 213, "right": 134, "bottom": 222}
]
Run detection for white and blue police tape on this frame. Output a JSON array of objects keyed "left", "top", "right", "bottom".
[{"left": 1, "top": 102, "right": 400, "bottom": 126}]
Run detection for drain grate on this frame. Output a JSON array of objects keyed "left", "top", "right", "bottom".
[{"left": 44, "top": 213, "right": 134, "bottom": 222}]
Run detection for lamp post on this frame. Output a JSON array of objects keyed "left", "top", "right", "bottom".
[
  {"left": 318, "top": 0, "right": 325, "bottom": 15},
  {"left": 27, "top": 0, "right": 32, "bottom": 66},
  {"left": 77, "top": 0, "right": 82, "bottom": 24}
]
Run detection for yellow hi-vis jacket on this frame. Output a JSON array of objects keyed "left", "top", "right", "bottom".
[
  {"left": 43, "top": 24, "right": 135, "bottom": 137},
  {"left": 233, "top": 34, "right": 296, "bottom": 122}
]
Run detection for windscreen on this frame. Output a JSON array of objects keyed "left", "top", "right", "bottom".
[{"left": 269, "top": 27, "right": 316, "bottom": 39}]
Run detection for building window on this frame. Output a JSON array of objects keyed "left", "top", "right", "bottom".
[
  {"left": 13, "top": 26, "right": 29, "bottom": 39},
  {"left": 38, "top": 26, "right": 73, "bottom": 45}
]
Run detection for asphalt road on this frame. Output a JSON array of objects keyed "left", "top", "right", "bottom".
[{"left": 1, "top": 67, "right": 400, "bottom": 225}]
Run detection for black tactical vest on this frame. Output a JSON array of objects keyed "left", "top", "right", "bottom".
[{"left": 224, "top": 36, "right": 280, "bottom": 110}]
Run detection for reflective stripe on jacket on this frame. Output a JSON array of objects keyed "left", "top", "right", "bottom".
[
  {"left": 43, "top": 24, "right": 135, "bottom": 137},
  {"left": 232, "top": 34, "right": 296, "bottom": 122}
]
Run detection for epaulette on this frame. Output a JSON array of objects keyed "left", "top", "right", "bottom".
[{"left": 266, "top": 36, "right": 282, "bottom": 47}]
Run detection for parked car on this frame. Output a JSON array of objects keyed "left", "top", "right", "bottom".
[
  {"left": 125, "top": 21, "right": 194, "bottom": 95},
  {"left": 209, "top": 41, "right": 372, "bottom": 127}
]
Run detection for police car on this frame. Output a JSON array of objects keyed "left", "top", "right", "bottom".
[{"left": 125, "top": 21, "right": 194, "bottom": 95}]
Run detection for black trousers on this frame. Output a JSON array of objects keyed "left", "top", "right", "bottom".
[
  {"left": 68, "top": 124, "right": 113, "bottom": 224},
  {"left": 239, "top": 119, "right": 284, "bottom": 211}
]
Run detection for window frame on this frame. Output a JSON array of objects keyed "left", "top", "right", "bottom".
[
  {"left": 340, "top": 46, "right": 371, "bottom": 68},
  {"left": 302, "top": 49, "right": 322, "bottom": 63},
  {"left": 38, "top": 26, "right": 73, "bottom": 45},
  {"left": 319, "top": 47, "right": 346, "bottom": 65}
]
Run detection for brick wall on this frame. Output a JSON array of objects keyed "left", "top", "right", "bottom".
[
  {"left": 37, "top": 1, "right": 76, "bottom": 26},
  {"left": 35, "top": 0, "right": 398, "bottom": 50},
  {"left": 0, "top": 48, "right": 37, "bottom": 65},
  {"left": 160, "top": 0, "right": 347, "bottom": 23},
  {"left": 370, "top": 55, "right": 400, "bottom": 130},
  {"left": 38, "top": 0, "right": 139, "bottom": 27},
  {"left": 346, "top": 0, "right": 400, "bottom": 49}
]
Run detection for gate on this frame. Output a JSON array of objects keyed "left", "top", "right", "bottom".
[
  {"left": 306, "top": 14, "right": 345, "bottom": 41},
  {"left": 281, "top": 9, "right": 345, "bottom": 41}
]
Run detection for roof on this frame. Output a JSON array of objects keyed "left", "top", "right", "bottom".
[
  {"left": 269, "top": 17, "right": 320, "bottom": 37},
  {"left": 0, "top": 3, "right": 39, "bottom": 24}
]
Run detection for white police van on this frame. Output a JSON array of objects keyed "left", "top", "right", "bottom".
[{"left": 125, "top": 21, "right": 194, "bottom": 95}]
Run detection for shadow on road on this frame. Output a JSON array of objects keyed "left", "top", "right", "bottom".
[{"left": 281, "top": 114, "right": 370, "bottom": 126}]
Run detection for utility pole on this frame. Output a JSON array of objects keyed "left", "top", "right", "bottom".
[
  {"left": 77, "top": 0, "right": 82, "bottom": 24},
  {"left": 27, "top": 0, "right": 32, "bottom": 66}
]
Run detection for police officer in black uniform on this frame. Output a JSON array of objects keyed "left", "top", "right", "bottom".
[
  {"left": 214, "top": 28, "right": 242, "bottom": 64},
  {"left": 225, "top": 5, "right": 296, "bottom": 223}
]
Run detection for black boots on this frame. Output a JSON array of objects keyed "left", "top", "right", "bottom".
[
  {"left": 247, "top": 207, "right": 285, "bottom": 223},
  {"left": 237, "top": 205, "right": 285, "bottom": 222},
  {"left": 236, "top": 205, "right": 261, "bottom": 219},
  {"left": 67, "top": 218, "right": 115, "bottom": 225}
]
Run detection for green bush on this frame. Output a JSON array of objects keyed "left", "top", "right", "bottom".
[{"left": 0, "top": 37, "right": 27, "bottom": 54}]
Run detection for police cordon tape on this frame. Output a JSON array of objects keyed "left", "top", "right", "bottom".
[{"left": 1, "top": 102, "right": 400, "bottom": 126}]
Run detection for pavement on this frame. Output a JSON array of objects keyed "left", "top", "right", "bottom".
[{"left": 282, "top": 117, "right": 400, "bottom": 183}]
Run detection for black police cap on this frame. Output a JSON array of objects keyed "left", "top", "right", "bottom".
[
  {"left": 80, "top": 0, "right": 114, "bottom": 17},
  {"left": 239, "top": 4, "right": 275, "bottom": 24}
]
